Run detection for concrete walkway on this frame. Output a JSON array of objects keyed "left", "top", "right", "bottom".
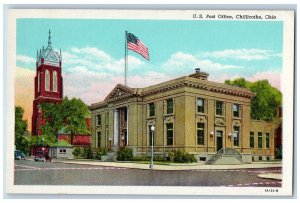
[
  {"left": 52, "top": 159, "right": 282, "bottom": 171},
  {"left": 257, "top": 173, "right": 282, "bottom": 181}
]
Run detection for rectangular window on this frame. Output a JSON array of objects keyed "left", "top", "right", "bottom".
[
  {"left": 166, "top": 99, "right": 174, "bottom": 114},
  {"left": 250, "top": 131, "right": 254, "bottom": 148},
  {"left": 97, "top": 114, "right": 101, "bottom": 126},
  {"left": 233, "top": 126, "right": 239, "bottom": 146},
  {"left": 148, "top": 125, "right": 154, "bottom": 146},
  {"left": 97, "top": 131, "right": 101, "bottom": 148},
  {"left": 166, "top": 123, "right": 174, "bottom": 145},
  {"left": 216, "top": 101, "right": 224, "bottom": 116},
  {"left": 149, "top": 103, "right": 155, "bottom": 117},
  {"left": 197, "top": 123, "right": 205, "bottom": 145},
  {"left": 258, "top": 132, "right": 262, "bottom": 148},
  {"left": 124, "top": 109, "right": 128, "bottom": 122},
  {"left": 233, "top": 104, "right": 240, "bottom": 117},
  {"left": 266, "top": 133, "right": 270, "bottom": 148},
  {"left": 197, "top": 98, "right": 205, "bottom": 113}
]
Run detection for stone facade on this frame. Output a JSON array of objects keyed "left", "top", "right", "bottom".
[{"left": 89, "top": 71, "right": 279, "bottom": 162}]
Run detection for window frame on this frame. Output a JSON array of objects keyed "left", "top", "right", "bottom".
[
  {"left": 53, "top": 70, "right": 57, "bottom": 92},
  {"left": 250, "top": 131, "right": 255, "bottom": 148},
  {"left": 216, "top": 101, "right": 224, "bottom": 116},
  {"left": 166, "top": 123, "right": 174, "bottom": 146},
  {"left": 166, "top": 98, "right": 174, "bottom": 114},
  {"left": 258, "top": 132, "right": 263, "bottom": 148},
  {"left": 45, "top": 69, "right": 50, "bottom": 91},
  {"left": 197, "top": 122, "right": 205, "bottom": 145},
  {"left": 233, "top": 104, "right": 240, "bottom": 117},
  {"left": 97, "top": 114, "right": 101, "bottom": 126},
  {"left": 266, "top": 133, "right": 270, "bottom": 148},
  {"left": 197, "top": 98, "right": 205, "bottom": 113},
  {"left": 233, "top": 126, "right": 240, "bottom": 146},
  {"left": 148, "top": 102, "right": 155, "bottom": 117}
]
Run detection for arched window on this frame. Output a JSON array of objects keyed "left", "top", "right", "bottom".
[
  {"left": 37, "top": 71, "right": 40, "bottom": 92},
  {"left": 45, "top": 69, "right": 50, "bottom": 91},
  {"left": 53, "top": 71, "right": 57, "bottom": 92}
]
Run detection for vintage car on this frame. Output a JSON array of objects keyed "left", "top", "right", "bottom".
[
  {"left": 14, "top": 150, "right": 26, "bottom": 160},
  {"left": 34, "top": 151, "right": 52, "bottom": 162}
]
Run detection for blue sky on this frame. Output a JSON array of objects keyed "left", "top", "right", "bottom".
[{"left": 15, "top": 18, "right": 283, "bottom": 128}]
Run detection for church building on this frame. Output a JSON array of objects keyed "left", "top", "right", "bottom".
[
  {"left": 31, "top": 30, "right": 63, "bottom": 136},
  {"left": 89, "top": 69, "right": 280, "bottom": 163}
]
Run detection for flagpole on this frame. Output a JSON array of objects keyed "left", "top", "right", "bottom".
[{"left": 125, "top": 31, "right": 128, "bottom": 86}]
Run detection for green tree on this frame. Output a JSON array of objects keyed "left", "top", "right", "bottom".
[
  {"left": 40, "top": 97, "right": 89, "bottom": 145},
  {"left": 40, "top": 102, "right": 64, "bottom": 145},
  {"left": 61, "top": 97, "right": 89, "bottom": 144},
  {"left": 15, "top": 106, "right": 29, "bottom": 153},
  {"left": 225, "top": 78, "right": 282, "bottom": 121}
]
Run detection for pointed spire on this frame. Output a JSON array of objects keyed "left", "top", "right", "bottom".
[{"left": 48, "top": 29, "right": 51, "bottom": 47}]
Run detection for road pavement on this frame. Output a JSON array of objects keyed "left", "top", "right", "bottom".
[{"left": 14, "top": 160, "right": 282, "bottom": 187}]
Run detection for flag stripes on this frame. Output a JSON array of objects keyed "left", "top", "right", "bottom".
[{"left": 127, "top": 33, "right": 149, "bottom": 60}]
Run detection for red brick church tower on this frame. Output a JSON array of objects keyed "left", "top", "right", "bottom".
[{"left": 31, "top": 30, "right": 63, "bottom": 136}]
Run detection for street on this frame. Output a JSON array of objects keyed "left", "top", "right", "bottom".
[{"left": 14, "top": 160, "right": 282, "bottom": 187}]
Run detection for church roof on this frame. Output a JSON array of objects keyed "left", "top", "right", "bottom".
[{"left": 37, "top": 30, "right": 61, "bottom": 67}]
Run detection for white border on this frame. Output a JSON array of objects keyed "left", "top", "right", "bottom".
[{"left": 6, "top": 9, "right": 294, "bottom": 196}]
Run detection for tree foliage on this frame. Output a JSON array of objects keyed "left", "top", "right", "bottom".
[
  {"left": 15, "top": 106, "right": 29, "bottom": 153},
  {"left": 225, "top": 78, "right": 282, "bottom": 121},
  {"left": 40, "top": 97, "right": 89, "bottom": 145}
]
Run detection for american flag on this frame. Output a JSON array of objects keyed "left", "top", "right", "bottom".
[{"left": 127, "top": 33, "right": 149, "bottom": 60}]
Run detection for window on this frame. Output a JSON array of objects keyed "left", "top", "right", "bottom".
[
  {"left": 233, "top": 126, "right": 239, "bottom": 146},
  {"left": 166, "top": 99, "right": 174, "bottom": 114},
  {"left": 233, "top": 104, "right": 240, "bottom": 117},
  {"left": 250, "top": 131, "right": 254, "bottom": 148},
  {"left": 266, "top": 133, "right": 270, "bottom": 148},
  {"left": 53, "top": 71, "right": 57, "bottom": 92},
  {"left": 197, "top": 123, "right": 205, "bottom": 145},
  {"left": 37, "top": 71, "right": 40, "bottom": 92},
  {"left": 97, "top": 131, "right": 101, "bottom": 148},
  {"left": 258, "top": 132, "right": 262, "bottom": 148},
  {"left": 148, "top": 103, "right": 155, "bottom": 117},
  {"left": 148, "top": 125, "right": 154, "bottom": 146},
  {"left": 45, "top": 69, "right": 50, "bottom": 91},
  {"left": 197, "top": 98, "right": 205, "bottom": 113},
  {"left": 97, "top": 114, "right": 101, "bottom": 126},
  {"left": 216, "top": 101, "right": 224, "bottom": 116},
  {"left": 166, "top": 123, "right": 173, "bottom": 145},
  {"left": 124, "top": 109, "right": 128, "bottom": 122}
]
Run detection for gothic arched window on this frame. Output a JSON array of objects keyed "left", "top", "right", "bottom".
[
  {"left": 37, "top": 71, "right": 40, "bottom": 92},
  {"left": 53, "top": 71, "right": 57, "bottom": 92},
  {"left": 45, "top": 69, "right": 50, "bottom": 91}
]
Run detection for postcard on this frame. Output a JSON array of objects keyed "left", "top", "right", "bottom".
[{"left": 6, "top": 9, "right": 294, "bottom": 196}]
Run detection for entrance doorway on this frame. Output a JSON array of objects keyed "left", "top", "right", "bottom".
[{"left": 216, "top": 130, "right": 223, "bottom": 151}]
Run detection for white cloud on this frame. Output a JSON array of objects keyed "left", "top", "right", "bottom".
[
  {"left": 62, "top": 47, "right": 145, "bottom": 74},
  {"left": 248, "top": 70, "right": 281, "bottom": 90},
  {"left": 202, "top": 49, "right": 282, "bottom": 61},
  {"left": 163, "top": 52, "right": 241, "bottom": 74},
  {"left": 16, "top": 55, "right": 35, "bottom": 64}
]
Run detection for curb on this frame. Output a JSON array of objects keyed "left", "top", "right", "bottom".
[{"left": 257, "top": 173, "right": 282, "bottom": 181}]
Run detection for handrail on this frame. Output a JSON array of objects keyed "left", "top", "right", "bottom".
[{"left": 206, "top": 148, "right": 243, "bottom": 164}]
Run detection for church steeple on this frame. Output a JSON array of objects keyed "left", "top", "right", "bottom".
[{"left": 48, "top": 29, "right": 52, "bottom": 47}]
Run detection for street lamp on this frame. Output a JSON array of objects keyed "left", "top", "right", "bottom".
[
  {"left": 109, "top": 137, "right": 112, "bottom": 151},
  {"left": 121, "top": 136, "right": 125, "bottom": 147},
  {"left": 149, "top": 125, "right": 155, "bottom": 169},
  {"left": 42, "top": 136, "right": 45, "bottom": 158}
]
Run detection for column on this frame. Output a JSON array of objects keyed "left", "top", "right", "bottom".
[{"left": 114, "top": 109, "right": 119, "bottom": 147}]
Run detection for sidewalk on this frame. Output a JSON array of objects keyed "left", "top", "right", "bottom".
[{"left": 53, "top": 159, "right": 282, "bottom": 171}]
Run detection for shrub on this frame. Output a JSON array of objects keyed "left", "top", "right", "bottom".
[
  {"left": 72, "top": 147, "right": 81, "bottom": 158},
  {"left": 95, "top": 148, "right": 108, "bottom": 160},
  {"left": 172, "top": 150, "right": 196, "bottom": 163},
  {"left": 275, "top": 146, "right": 282, "bottom": 159},
  {"left": 117, "top": 147, "right": 133, "bottom": 161},
  {"left": 82, "top": 147, "right": 93, "bottom": 159}
]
